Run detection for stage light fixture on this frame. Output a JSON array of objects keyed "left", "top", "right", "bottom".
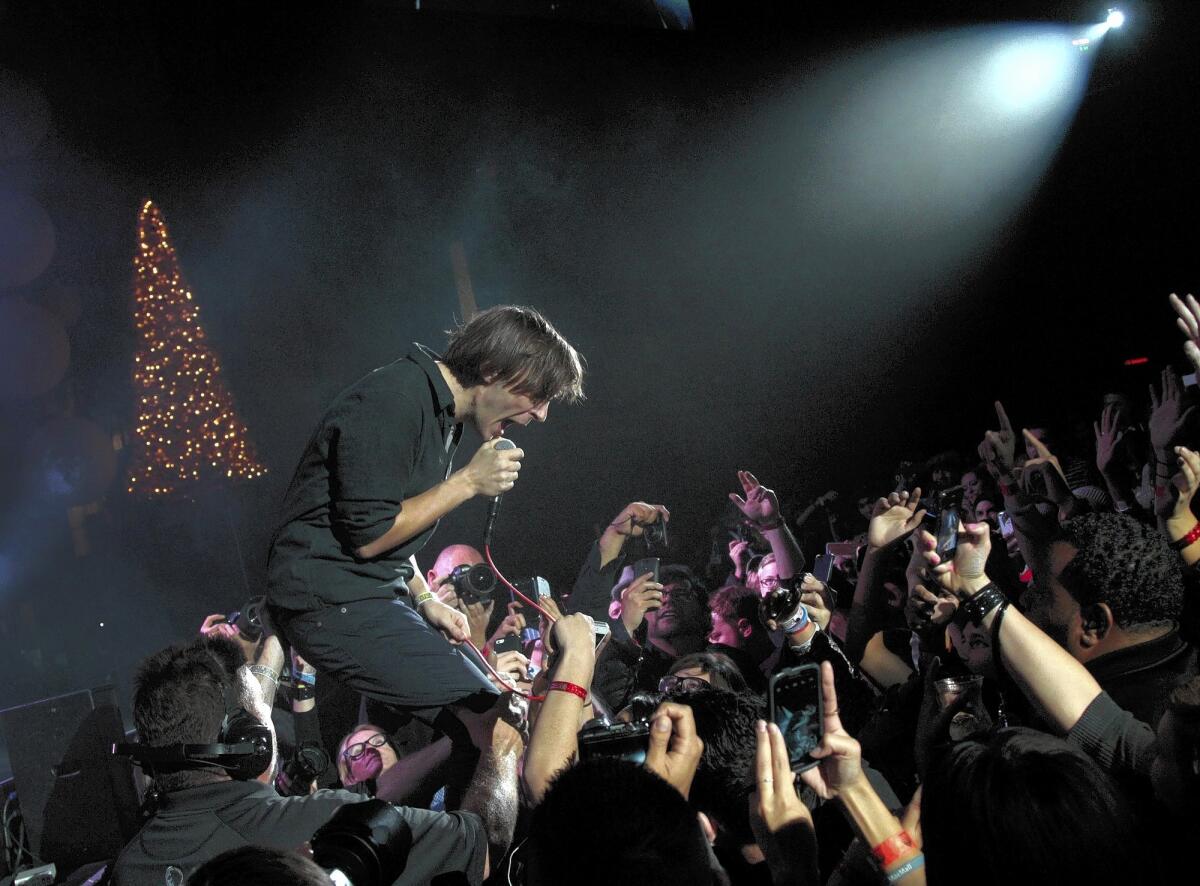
[{"left": 1106, "top": 9, "right": 1125, "bottom": 29}]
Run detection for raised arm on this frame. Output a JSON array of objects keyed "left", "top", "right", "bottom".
[
  {"left": 915, "top": 524, "right": 1102, "bottom": 733},
  {"left": 522, "top": 613, "right": 598, "bottom": 805},
  {"left": 730, "top": 470, "right": 805, "bottom": 579},
  {"left": 846, "top": 488, "right": 926, "bottom": 663}
]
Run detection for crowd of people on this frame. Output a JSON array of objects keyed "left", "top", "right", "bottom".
[{"left": 101, "top": 298, "right": 1200, "bottom": 885}]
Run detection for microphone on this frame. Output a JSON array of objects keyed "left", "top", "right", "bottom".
[{"left": 483, "top": 438, "right": 517, "bottom": 547}]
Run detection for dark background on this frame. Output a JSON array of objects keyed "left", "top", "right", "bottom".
[{"left": 0, "top": 1, "right": 1195, "bottom": 767}]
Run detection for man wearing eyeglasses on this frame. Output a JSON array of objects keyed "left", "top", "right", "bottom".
[{"left": 593, "top": 565, "right": 711, "bottom": 711}]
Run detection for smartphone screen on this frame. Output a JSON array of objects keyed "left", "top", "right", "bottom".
[
  {"left": 631, "top": 557, "right": 661, "bottom": 583},
  {"left": 997, "top": 511, "right": 1015, "bottom": 539},
  {"left": 592, "top": 621, "right": 610, "bottom": 647},
  {"left": 768, "top": 664, "right": 823, "bottom": 772},
  {"left": 935, "top": 487, "right": 963, "bottom": 563}
]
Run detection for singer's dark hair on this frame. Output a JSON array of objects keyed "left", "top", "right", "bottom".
[{"left": 443, "top": 305, "right": 585, "bottom": 404}]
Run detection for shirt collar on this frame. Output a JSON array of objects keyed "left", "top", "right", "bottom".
[
  {"left": 1085, "top": 623, "right": 1188, "bottom": 682},
  {"left": 408, "top": 343, "right": 457, "bottom": 418},
  {"left": 160, "top": 778, "right": 273, "bottom": 811}
]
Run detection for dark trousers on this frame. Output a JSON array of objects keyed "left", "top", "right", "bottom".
[{"left": 277, "top": 597, "right": 498, "bottom": 715}]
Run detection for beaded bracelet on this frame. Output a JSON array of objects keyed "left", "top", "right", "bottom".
[{"left": 249, "top": 665, "right": 279, "bottom": 687}]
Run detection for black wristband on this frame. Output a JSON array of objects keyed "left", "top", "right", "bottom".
[
  {"left": 959, "top": 582, "right": 1006, "bottom": 627},
  {"left": 292, "top": 683, "right": 316, "bottom": 702}
]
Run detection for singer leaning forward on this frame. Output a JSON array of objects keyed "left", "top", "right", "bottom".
[{"left": 265, "top": 306, "right": 584, "bottom": 723}]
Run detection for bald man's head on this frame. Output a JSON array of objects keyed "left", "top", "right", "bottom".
[{"left": 428, "top": 544, "right": 485, "bottom": 588}]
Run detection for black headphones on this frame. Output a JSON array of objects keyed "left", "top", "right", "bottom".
[{"left": 114, "top": 683, "right": 273, "bottom": 781}]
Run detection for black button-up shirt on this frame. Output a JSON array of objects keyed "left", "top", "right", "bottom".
[{"left": 267, "top": 345, "right": 462, "bottom": 612}]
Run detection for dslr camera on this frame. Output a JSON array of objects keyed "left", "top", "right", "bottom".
[
  {"left": 226, "top": 596, "right": 266, "bottom": 642},
  {"left": 446, "top": 563, "right": 497, "bottom": 605},
  {"left": 759, "top": 579, "right": 808, "bottom": 634},
  {"left": 311, "top": 800, "right": 412, "bottom": 886},
  {"left": 577, "top": 718, "right": 652, "bottom": 765}
]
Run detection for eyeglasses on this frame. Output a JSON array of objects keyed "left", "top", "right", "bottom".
[
  {"left": 343, "top": 733, "right": 387, "bottom": 760},
  {"left": 659, "top": 674, "right": 710, "bottom": 694},
  {"left": 758, "top": 575, "right": 781, "bottom": 589}
]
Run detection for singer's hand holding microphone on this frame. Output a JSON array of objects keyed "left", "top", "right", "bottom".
[{"left": 463, "top": 437, "right": 524, "bottom": 497}]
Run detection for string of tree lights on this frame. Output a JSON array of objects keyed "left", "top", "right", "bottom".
[{"left": 126, "top": 199, "right": 266, "bottom": 497}]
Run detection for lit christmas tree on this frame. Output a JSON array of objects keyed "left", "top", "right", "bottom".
[{"left": 126, "top": 199, "right": 266, "bottom": 496}]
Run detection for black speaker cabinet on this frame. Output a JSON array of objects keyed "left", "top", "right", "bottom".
[{"left": 0, "top": 686, "right": 141, "bottom": 873}]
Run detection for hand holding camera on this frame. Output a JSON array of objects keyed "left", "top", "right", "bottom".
[
  {"left": 610, "top": 501, "right": 671, "bottom": 540},
  {"left": 643, "top": 702, "right": 704, "bottom": 800}
]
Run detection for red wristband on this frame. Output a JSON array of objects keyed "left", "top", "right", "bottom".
[
  {"left": 999, "top": 482, "right": 1012, "bottom": 498},
  {"left": 872, "top": 831, "right": 917, "bottom": 868},
  {"left": 548, "top": 680, "right": 588, "bottom": 701},
  {"left": 1170, "top": 522, "right": 1200, "bottom": 551}
]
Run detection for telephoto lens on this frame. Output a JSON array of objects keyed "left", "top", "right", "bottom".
[
  {"left": 279, "top": 744, "right": 330, "bottom": 796},
  {"left": 452, "top": 563, "right": 497, "bottom": 604},
  {"left": 311, "top": 800, "right": 413, "bottom": 886}
]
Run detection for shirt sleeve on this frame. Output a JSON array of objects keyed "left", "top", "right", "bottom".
[
  {"left": 1066, "top": 691, "right": 1156, "bottom": 777},
  {"left": 393, "top": 807, "right": 488, "bottom": 886},
  {"left": 327, "top": 386, "right": 425, "bottom": 553},
  {"left": 564, "top": 542, "right": 626, "bottom": 619}
]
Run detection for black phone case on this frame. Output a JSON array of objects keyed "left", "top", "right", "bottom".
[{"left": 767, "top": 664, "right": 823, "bottom": 773}]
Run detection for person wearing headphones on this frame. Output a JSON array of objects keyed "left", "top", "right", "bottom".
[{"left": 111, "top": 636, "right": 513, "bottom": 886}]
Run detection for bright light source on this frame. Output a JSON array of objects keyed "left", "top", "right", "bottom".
[
  {"left": 985, "top": 34, "right": 1078, "bottom": 112},
  {"left": 1107, "top": 9, "right": 1125, "bottom": 29}
]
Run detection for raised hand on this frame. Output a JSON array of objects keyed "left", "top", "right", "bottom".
[
  {"left": 487, "top": 601, "right": 527, "bottom": 649},
  {"left": 619, "top": 571, "right": 664, "bottom": 635},
  {"left": 979, "top": 400, "right": 1018, "bottom": 481},
  {"left": 728, "top": 539, "right": 753, "bottom": 579},
  {"left": 904, "top": 539, "right": 959, "bottom": 631},
  {"left": 730, "top": 470, "right": 782, "bottom": 527},
  {"left": 750, "top": 716, "right": 817, "bottom": 885},
  {"left": 1170, "top": 292, "right": 1200, "bottom": 375},
  {"left": 1094, "top": 403, "right": 1125, "bottom": 475},
  {"left": 199, "top": 613, "right": 238, "bottom": 640},
  {"left": 915, "top": 522, "right": 993, "bottom": 600},
  {"left": 1169, "top": 445, "right": 1200, "bottom": 526},
  {"left": 643, "top": 702, "right": 705, "bottom": 800},
  {"left": 866, "top": 487, "right": 926, "bottom": 551},
  {"left": 799, "top": 661, "right": 865, "bottom": 801},
  {"left": 609, "top": 501, "right": 671, "bottom": 537},
  {"left": 1148, "top": 366, "right": 1195, "bottom": 458},
  {"left": 1020, "top": 428, "right": 1074, "bottom": 507}
]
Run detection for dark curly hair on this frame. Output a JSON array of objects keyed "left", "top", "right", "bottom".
[
  {"left": 1056, "top": 512, "right": 1183, "bottom": 630},
  {"left": 663, "top": 686, "right": 764, "bottom": 848}
]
